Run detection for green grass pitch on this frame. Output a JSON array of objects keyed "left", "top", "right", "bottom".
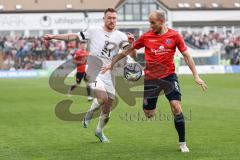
[{"left": 0, "top": 74, "right": 240, "bottom": 160}]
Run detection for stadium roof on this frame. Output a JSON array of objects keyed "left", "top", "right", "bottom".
[
  {"left": 157, "top": 0, "right": 240, "bottom": 10},
  {"left": 0, "top": 0, "right": 119, "bottom": 12},
  {"left": 0, "top": 0, "right": 239, "bottom": 13}
]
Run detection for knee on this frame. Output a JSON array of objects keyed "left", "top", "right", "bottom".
[
  {"left": 173, "top": 107, "right": 182, "bottom": 115},
  {"left": 101, "top": 99, "right": 113, "bottom": 114},
  {"left": 170, "top": 101, "right": 182, "bottom": 115},
  {"left": 102, "top": 106, "right": 111, "bottom": 114},
  {"left": 97, "top": 97, "right": 108, "bottom": 105},
  {"left": 100, "top": 113, "right": 110, "bottom": 123},
  {"left": 143, "top": 109, "right": 155, "bottom": 118}
]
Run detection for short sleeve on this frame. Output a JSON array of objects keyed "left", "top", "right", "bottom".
[
  {"left": 176, "top": 33, "right": 187, "bottom": 53},
  {"left": 133, "top": 34, "right": 145, "bottom": 49},
  {"left": 77, "top": 28, "right": 91, "bottom": 41}
]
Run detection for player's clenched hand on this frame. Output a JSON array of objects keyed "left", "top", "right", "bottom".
[
  {"left": 127, "top": 32, "right": 135, "bottom": 44},
  {"left": 194, "top": 76, "right": 208, "bottom": 91},
  {"left": 43, "top": 34, "right": 53, "bottom": 40},
  {"left": 101, "top": 64, "right": 113, "bottom": 74},
  {"left": 43, "top": 34, "right": 53, "bottom": 49}
]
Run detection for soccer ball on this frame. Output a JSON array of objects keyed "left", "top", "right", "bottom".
[{"left": 123, "top": 63, "right": 142, "bottom": 81}]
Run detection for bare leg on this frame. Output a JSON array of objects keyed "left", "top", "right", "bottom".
[{"left": 82, "top": 89, "right": 107, "bottom": 127}]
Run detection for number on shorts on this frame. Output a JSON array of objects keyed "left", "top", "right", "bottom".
[{"left": 94, "top": 81, "right": 97, "bottom": 87}]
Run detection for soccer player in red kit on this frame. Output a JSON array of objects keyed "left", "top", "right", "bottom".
[
  {"left": 68, "top": 40, "right": 93, "bottom": 101},
  {"left": 102, "top": 10, "right": 208, "bottom": 152}
]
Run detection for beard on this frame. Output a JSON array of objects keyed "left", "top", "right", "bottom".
[
  {"left": 153, "top": 26, "right": 163, "bottom": 34},
  {"left": 106, "top": 23, "right": 116, "bottom": 30}
]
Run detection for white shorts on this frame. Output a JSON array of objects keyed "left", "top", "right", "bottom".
[{"left": 90, "top": 77, "right": 115, "bottom": 99}]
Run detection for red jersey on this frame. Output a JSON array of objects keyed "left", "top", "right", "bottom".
[
  {"left": 74, "top": 50, "right": 89, "bottom": 73},
  {"left": 133, "top": 28, "right": 187, "bottom": 80}
]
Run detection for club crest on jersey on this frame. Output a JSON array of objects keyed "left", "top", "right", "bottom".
[{"left": 165, "top": 39, "right": 172, "bottom": 44}]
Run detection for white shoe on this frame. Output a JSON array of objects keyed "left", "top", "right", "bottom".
[
  {"left": 87, "top": 96, "right": 93, "bottom": 101},
  {"left": 179, "top": 142, "right": 190, "bottom": 152},
  {"left": 95, "top": 131, "right": 109, "bottom": 143}
]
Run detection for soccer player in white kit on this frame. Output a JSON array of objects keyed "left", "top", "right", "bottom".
[{"left": 44, "top": 8, "right": 131, "bottom": 143}]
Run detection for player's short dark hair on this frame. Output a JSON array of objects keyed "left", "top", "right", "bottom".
[
  {"left": 80, "top": 40, "right": 87, "bottom": 44},
  {"left": 104, "top": 8, "right": 117, "bottom": 15}
]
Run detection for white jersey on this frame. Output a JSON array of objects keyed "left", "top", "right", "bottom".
[
  {"left": 77, "top": 27, "right": 129, "bottom": 99},
  {"left": 78, "top": 26, "right": 129, "bottom": 81}
]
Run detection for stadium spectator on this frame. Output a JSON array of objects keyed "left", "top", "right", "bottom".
[
  {"left": 0, "top": 36, "right": 78, "bottom": 70},
  {"left": 0, "top": 30, "right": 240, "bottom": 70}
]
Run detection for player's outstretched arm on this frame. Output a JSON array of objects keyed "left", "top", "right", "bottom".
[
  {"left": 127, "top": 32, "right": 137, "bottom": 59},
  {"left": 43, "top": 33, "right": 79, "bottom": 41},
  {"left": 101, "top": 46, "right": 135, "bottom": 73},
  {"left": 129, "top": 49, "right": 137, "bottom": 59},
  {"left": 181, "top": 50, "right": 208, "bottom": 91}
]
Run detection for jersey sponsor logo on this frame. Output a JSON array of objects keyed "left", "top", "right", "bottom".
[
  {"left": 40, "top": 16, "right": 52, "bottom": 27},
  {"left": 151, "top": 45, "right": 172, "bottom": 55}
]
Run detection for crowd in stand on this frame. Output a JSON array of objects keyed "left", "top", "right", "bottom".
[
  {"left": 182, "top": 31, "right": 240, "bottom": 65},
  {"left": 0, "top": 36, "right": 77, "bottom": 70},
  {"left": 0, "top": 30, "right": 240, "bottom": 70}
]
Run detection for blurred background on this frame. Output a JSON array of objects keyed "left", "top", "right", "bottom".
[
  {"left": 1, "top": 1, "right": 240, "bottom": 159},
  {"left": 0, "top": 0, "right": 239, "bottom": 77}
]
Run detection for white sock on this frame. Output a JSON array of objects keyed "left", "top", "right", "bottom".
[
  {"left": 96, "top": 112, "right": 110, "bottom": 133},
  {"left": 84, "top": 98, "right": 100, "bottom": 122},
  {"left": 179, "top": 142, "right": 187, "bottom": 145}
]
